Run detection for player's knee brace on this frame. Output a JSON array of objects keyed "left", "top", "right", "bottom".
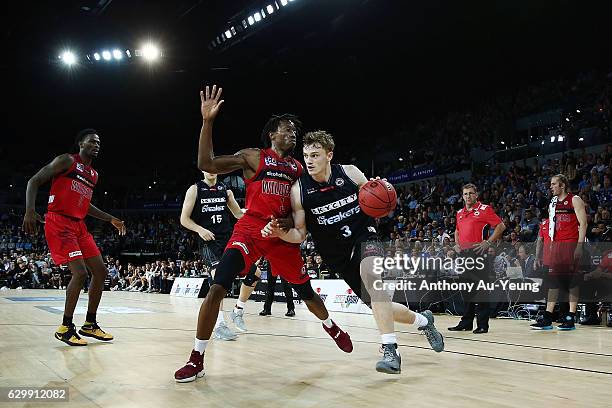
[
  {"left": 243, "top": 264, "right": 260, "bottom": 287},
  {"left": 292, "top": 281, "right": 315, "bottom": 301},
  {"left": 212, "top": 249, "right": 245, "bottom": 292}
]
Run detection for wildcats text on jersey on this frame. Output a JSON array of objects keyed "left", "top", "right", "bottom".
[{"left": 262, "top": 180, "right": 291, "bottom": 197}]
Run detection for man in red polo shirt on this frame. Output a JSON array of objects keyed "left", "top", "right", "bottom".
[{"left": 450, "top": 183, "right": 506, "bottom": 334}]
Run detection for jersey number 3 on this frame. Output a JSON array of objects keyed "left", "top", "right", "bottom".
[
  {"left": 341, "top": 225, "right": 352, "bottom": 238},
  {"left": 211, "top": 215, "right": 223, "bottom": 224}
]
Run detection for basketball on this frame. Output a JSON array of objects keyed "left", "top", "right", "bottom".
[{"left": 359, "top": 179, "right": 397, "bottom": 218}]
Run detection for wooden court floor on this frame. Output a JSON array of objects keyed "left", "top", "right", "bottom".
[{"left": 1, "top": 289, "right": 611, "bottom": 408}]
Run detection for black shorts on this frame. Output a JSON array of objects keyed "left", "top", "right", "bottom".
[
  {"left": 200, "top": 236, "right": 230, "bottom": 269},
  {"left": 546, "top": 273, "right": 583, "bottom": 291},
  {"left": 328, "top": 233, "right": 383, "bottom": 304}
]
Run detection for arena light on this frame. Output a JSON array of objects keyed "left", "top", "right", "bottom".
[
  {"left": 550, "top": 136, "right": 555, "bottom": 143},
  {"left": 565, "top": 117, "right": 570, "bottom": 122},
  {"left": 398, "top": 157, "right": 404, "bottom": 161},
  {"left": 248, "top": 16, "right": 255, "bottom": 25},
  {"left": 60, "top": 50, "right": 76, "bottom": 65},
  {"left": 266, "top": 4, "right": 275, "bottom": 14},
  {"left": 225, "top": 29, "right": 232, "bottom": 39},
  {"left": 112, "top": 49, "right": 123, "bottom": 60},
  {"left": 500, "top": 141, "right": 505, "bottom": 145},
  {"left": 579, "top": 137, "right": 584, "bottom": 141},
  {"left": 102, "top": 50, "right": 112, "bottom": 60},
  {"left": 93, "top": 52, "right": 101, "bottom": 61},
  {"left": 558, "top": 135, "right": 564, "bottom": 142},
  {"left": 254, "top": 12, "right": 262, "bottom": 22},
  {"left": 125, "top": 49, "right": 131, "bottom": 58},
  {"left": 576, "top": 109, "right": 581, "bottom": 113},
  {"left": 281, "top": 0, "right": 288, "bottom": 5},
  {"left": 541, "top": 140, "right": 545, "bottom": 145},
  {"left": 141, "top": 43, "right": 160, "bottom": 61}
]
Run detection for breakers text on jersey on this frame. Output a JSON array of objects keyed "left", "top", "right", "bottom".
[
  {"left": 201, "top": 205, "right": 225, "bottom": 212},
  {"left": 262, "top": 180, "right": 291, "bottom": 197},
  {"left": 316, "top": 204, "right": 361, "bottom": 225},
  {"left": 311, "top": 193, "right": 358, "bottom": 215}
]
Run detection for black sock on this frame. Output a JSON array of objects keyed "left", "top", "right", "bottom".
[
  {"left": 543, "top": 311, "right": 553, "bottom": 321},
  {"left": 86, "top": 312, "right": 96, "bottom": 323},
  {"left": 62, "top": 315, "right": 73, "bottom": 326}
]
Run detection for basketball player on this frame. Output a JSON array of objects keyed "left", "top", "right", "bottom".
[
  {"left": 180, "top": 170, "right": 258, "bottom": 340},
  {"left": 174, "top": 85, "right": 352, "bottom": 383},
  {"left": 262, "top": 131, "right": 444, "bottom": 374},
  {"left": 22, "top": 129, "right": 126, "bottom": 346},
  {"left": 531, "top": 174, "right": 587, "bottom": 330}
]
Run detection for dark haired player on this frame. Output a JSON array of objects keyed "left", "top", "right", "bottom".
[
  {"left": 174, "top": 85, "right": 352, "bottom": 383},
  {"left": 23, "top": 129, "right": 126, "bottom": 346},
  {"left": 262, "top": 130, "right": 444, "bottom": 374}
]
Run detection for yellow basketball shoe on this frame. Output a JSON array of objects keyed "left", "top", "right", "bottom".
[
  {"left": 79, "top": 322, "right": 114, "bottom": 341},
  {"left": 55, "top": 324, "right": 88, "bottom": 346}
]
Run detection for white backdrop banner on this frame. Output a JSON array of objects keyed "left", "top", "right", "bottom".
[
  {"left": 170, "top": 278, "right": 205, "bottom": 298},
  {"left": 307, "top": 279, "right": 372, "bottom": 315}
]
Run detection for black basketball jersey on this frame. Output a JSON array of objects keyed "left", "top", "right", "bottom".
[
  {"left": 299, "top": 164, "right": 376, "bottom": 266},
  {"left": 190, "top": 180, "right": 232, "bottom": 238}
]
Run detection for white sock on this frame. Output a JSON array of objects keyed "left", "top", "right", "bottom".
[
  {"left": 216, "top": 311, "right": 225, "bottom": 325},
  {"left": 381, "top": 333, "right": 397, "bottom": 345},
  {"left": 321, "top": 318, "right": 333, "bottom": 328},
  {"left": 194, "top": 338, "right": 208, "bottom": 354},
  {"left": 413, "top": 312, "right": 428, "bottom": 328}
]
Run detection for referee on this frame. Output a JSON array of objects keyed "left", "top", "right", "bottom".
[{"left": 449, "top": 183, "right": 506, "bottom": 334}]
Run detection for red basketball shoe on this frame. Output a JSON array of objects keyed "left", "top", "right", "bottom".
[
  {"left": 175, "top": 350, "right": 205, "bottom": 383},
  {"left": 323, "top": 321, "right": 353, "bottom": 353}
]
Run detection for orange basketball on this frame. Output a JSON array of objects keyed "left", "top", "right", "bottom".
[{"left": 359, "top": 180, "right": 397, "bottom": 218}]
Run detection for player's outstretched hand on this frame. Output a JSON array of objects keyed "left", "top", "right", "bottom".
[
  {"left": 111, "top": 217, "right": 127, "bottom": 236},
  {"left": 198, "top": 228, "right": 215, "bottom": 241},
  {"left": 22, "top": 210, "right": 44, "bottom": 235},
  {"left": 261, "top": 216, "right": 283, "bottom": 238},
  {"left": 200, "top": 84, "right": 224, "bottom": 121}
]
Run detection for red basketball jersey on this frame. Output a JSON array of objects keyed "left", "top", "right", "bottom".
[
  {"left": 47, "top": 154, "right": 98, "bottom": 220},
  {"left": 538, "top": 218, "right": 552, "bottom": 266},
  {"left": 243, "top": 148, "right": 302, "bottom": 221},
  {"left": 551, "top": 193, "right": 579, "bottom": 242}
]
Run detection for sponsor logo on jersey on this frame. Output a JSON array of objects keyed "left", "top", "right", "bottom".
[
  {"left": 262, "top": 180, "right": 291, "bottom": 197},
  {"left": 265, "top": 156, "right": 298, "bottom": 172},
  {"left": 264, "top": 156, "right": 277, "bottom": 166},
  {"left": 90, "top": 169, "right": 95, "bottom": 177},
  {"left": 68, "top": 250, "right": 82, "bottom": 258},
  {"left": 316, "top": 205, "right": 361, "bottom": 225},
  {"left": 335, "top": 178, "right": 344, "bottom": 187},
  {"left": 231, "top": 241, "right": 250, "bottom": 254},
  {"left": 311, "top": 193, "right": 358, "bottom": 215},
  {"left": 48, "top": 195, "right": 55, "bottom": 203},
  {"left": 265, "top": 170, "right": 293, "bottom": 181},
  {"left": 306, "top": 188, "right": 318, "bottom": 195},
  {"left": 200, "top": 197, "right": 226, "bottom": 204},
  {"left": 76, "top": 163, "right": 84, "bottom": 172},
  {"left": 75, "top": 173, "right": 95, "bottom": 188}
]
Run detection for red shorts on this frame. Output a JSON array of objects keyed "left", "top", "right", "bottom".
[
  {"left": 225, "top": 219, "right": 308, "bottom": 285},
  {"left": 44, "top": 212, "right": 101, "bottom": 266},
  {"left": 548, "top": 241, "right": 579, "bottom": 276}
]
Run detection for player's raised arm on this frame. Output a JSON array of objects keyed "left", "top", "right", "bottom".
[
  {"left": 196, "top": 84, "right": 260, "bottom": 176},
  {"left": 23, "top": 153, "right": 74, "bottom": 234}
]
